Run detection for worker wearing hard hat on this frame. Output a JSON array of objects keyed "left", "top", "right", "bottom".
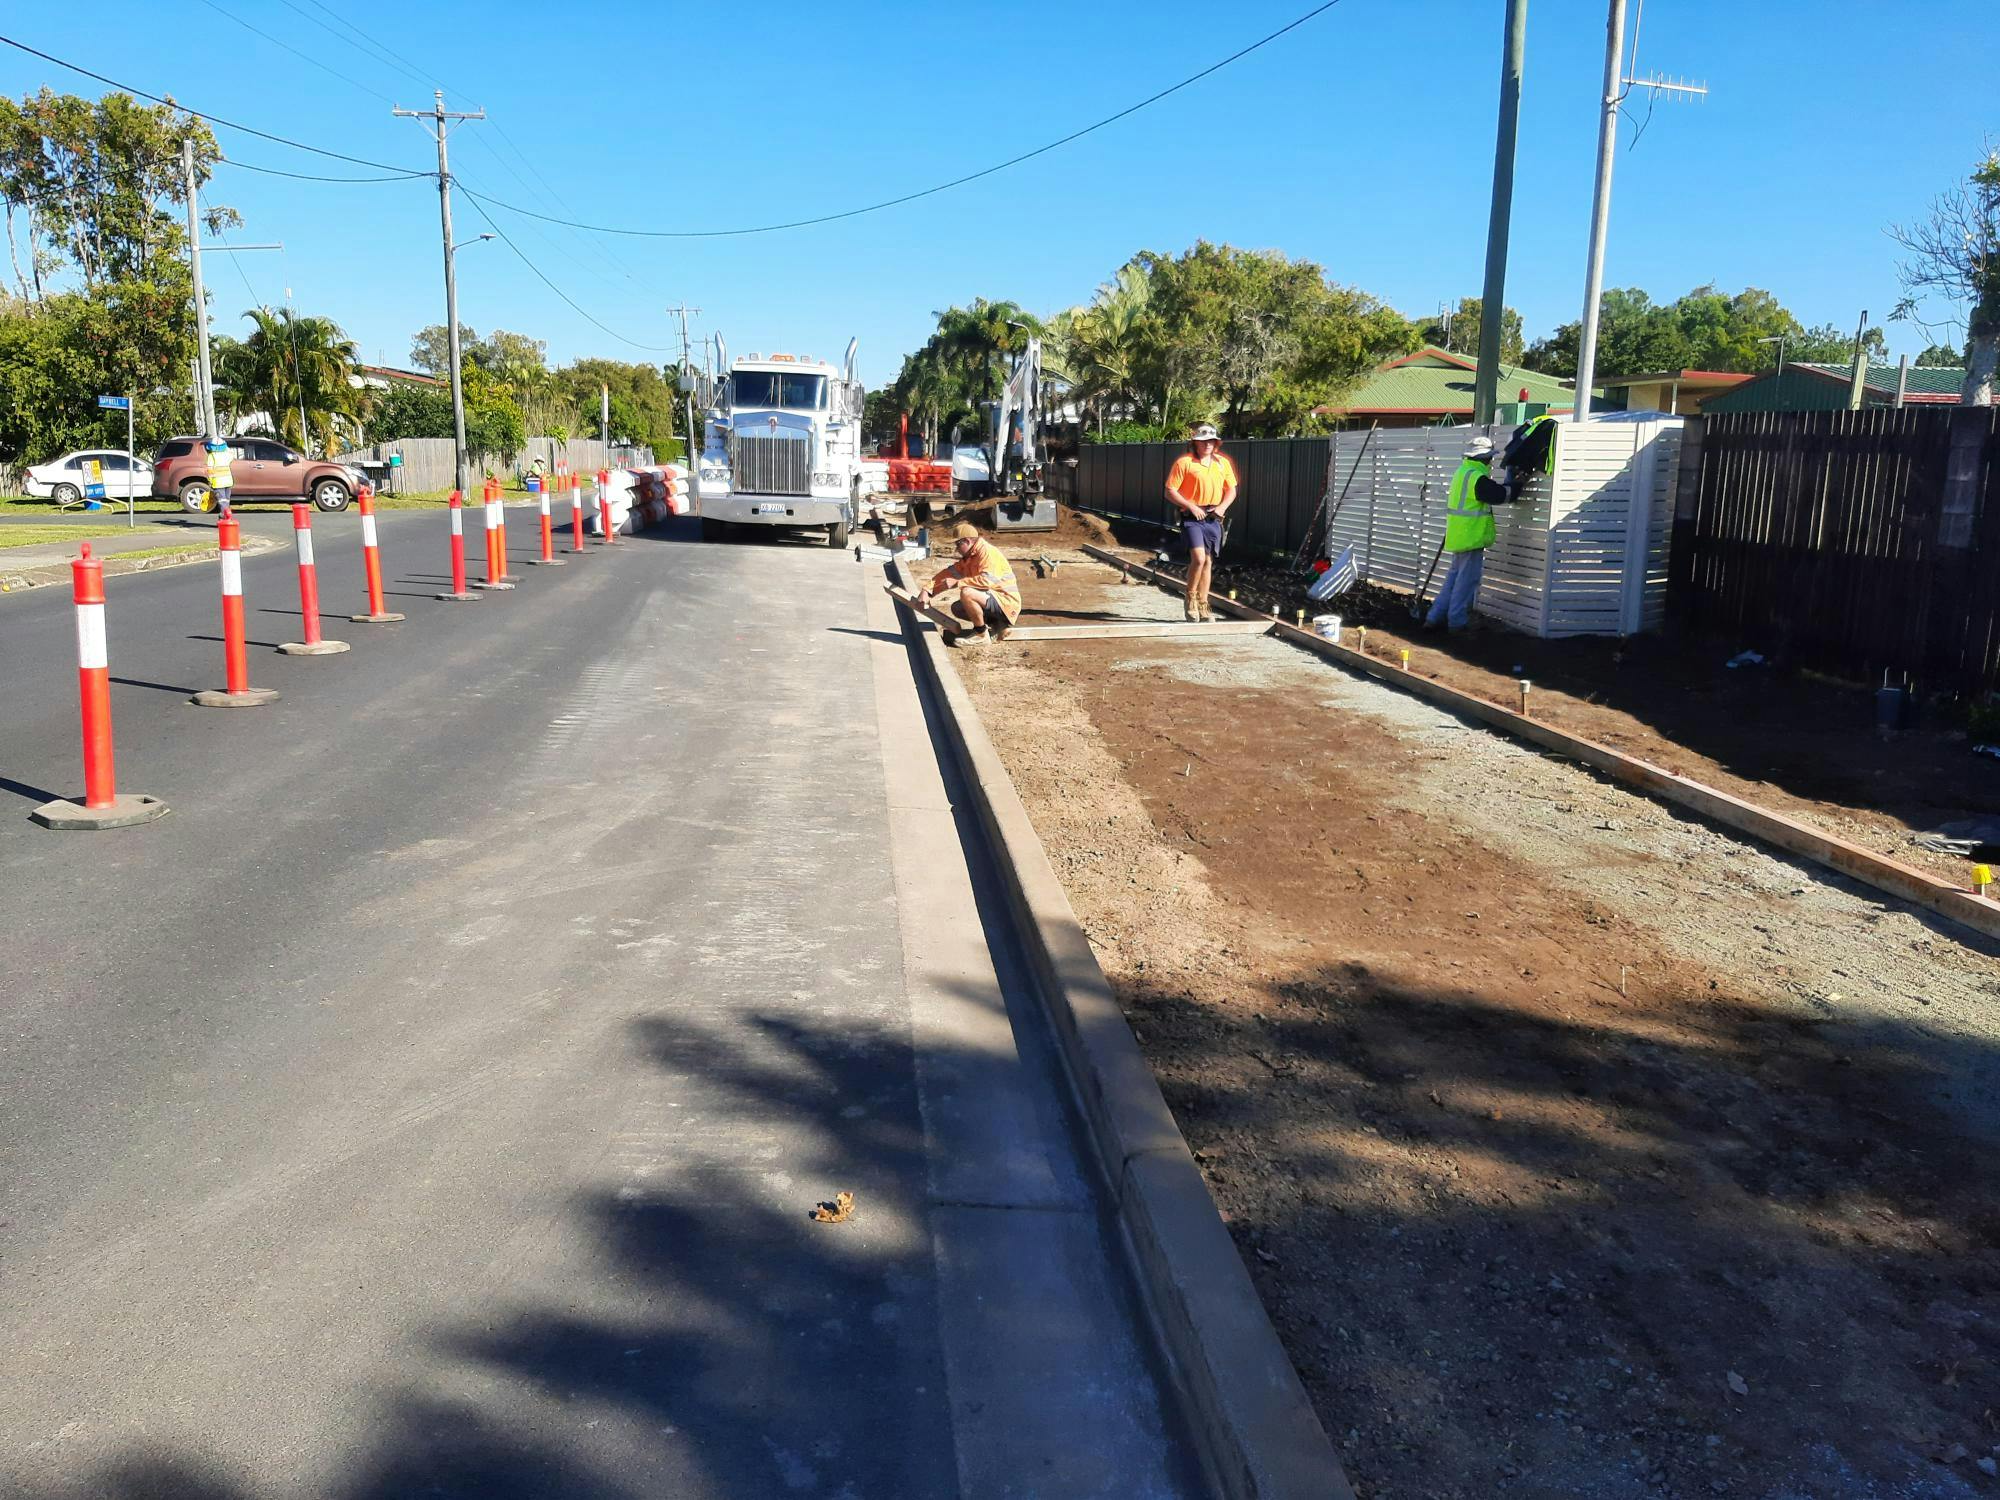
[
  {"left": 919, "top": 522, "right": 1022, "bottom": 646},
  {"left": 1424, "top": 434, "right": 1513, "bottom": 633},
  {"left": 1163, "top": 424, "right": 1237, "bottom": 621}
]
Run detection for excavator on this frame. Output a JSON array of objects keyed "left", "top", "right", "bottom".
[{"left": 981, "top": 336, "right": 1057, "bottom": 532}]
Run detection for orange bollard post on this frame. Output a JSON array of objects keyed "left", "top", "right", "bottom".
[
  {"left": 349, "top": 484, "right": 405, "bottom": 622},
  {"left": 30, "top": 543, "right": 168, "bottom": 828},
  {"left": 192, "top": 513, "right": 280, "bottom": 707}
]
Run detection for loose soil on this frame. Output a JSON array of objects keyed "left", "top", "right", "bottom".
[
  {"left": 947, "top": 558, "right": 2000, "bottom": 1500},
  {"left": 1094, "top": 542, "right": 2000, "bottom": 889}
]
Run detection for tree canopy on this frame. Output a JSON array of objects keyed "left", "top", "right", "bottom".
[
  {"left": 1892, "top": 147, "right": 2000, "bottom": 404},
  {"left": 1418, "top": 297, "right": 1525, "bottom": 364},
  {"left": 1525, "top": 285, "right": 1884, "bottom": 379}
]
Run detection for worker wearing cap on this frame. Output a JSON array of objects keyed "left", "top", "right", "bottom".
[
  {"left": 1163, "top": 424, "right": 1237, "bottom": 621},
  {"left": 1425, "top": 434, "right": 1510, "bottom": 633},
  {"left": 919, "top": 523, "right": 1021, "bottom": 645}
]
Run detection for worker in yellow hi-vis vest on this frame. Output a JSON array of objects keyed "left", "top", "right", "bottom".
[{"left": 1424, "top": 434, "right": 1513, "bottom": 633}]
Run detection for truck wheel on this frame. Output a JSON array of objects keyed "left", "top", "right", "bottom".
[
  {"left": 701, "top": 517, "right": 727, "bottom": 542},
  {"left": 827, "top": 520, "right": 849, "bottom": 549}
]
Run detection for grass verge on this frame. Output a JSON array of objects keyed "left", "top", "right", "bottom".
[{"left": 0, "top": 525, "right": 134, "bottom": 550}]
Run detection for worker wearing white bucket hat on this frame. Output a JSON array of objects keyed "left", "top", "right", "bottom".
[
  {"left": 1424, "top": 433, "right": 1510, "bottom": 633},
  {"left": 1163, "top": 424, "right": 1237, "bottom": 621}
]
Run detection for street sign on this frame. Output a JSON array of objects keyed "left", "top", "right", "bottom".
[{"left": 96, "top": 395, "right": 131, "bottom": 410}]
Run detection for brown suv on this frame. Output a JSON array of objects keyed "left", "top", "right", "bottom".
[{"left": 151, "top": 436, "right": 362, "bottom": 513}]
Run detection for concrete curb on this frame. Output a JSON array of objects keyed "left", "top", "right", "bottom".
[
  {"left": 891, "top": 560, "right": 1352, "bottom": 1500},
  {"left": 0, "top": 535, "right": 275, "bottom": 595}
]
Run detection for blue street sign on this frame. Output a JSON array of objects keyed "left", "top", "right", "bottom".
[{"left": 96, "top": 395, "right": 131, "bottom": 410}]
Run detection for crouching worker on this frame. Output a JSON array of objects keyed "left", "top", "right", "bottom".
[
  {"left": 918, "top": 523, "right": 1022, "bottom": 646},
  {"left": 1425, "top": 433, "right": 1514, "bottom": 634}
]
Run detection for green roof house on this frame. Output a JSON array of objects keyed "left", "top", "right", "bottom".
[
  {"left": 1321, "top": 347, "right": 1581, "bottom": 428},
  {"left": 1701, "top": 362, "right": 1967, "bottom": 413}
]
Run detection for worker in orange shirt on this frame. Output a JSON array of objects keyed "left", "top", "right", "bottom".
[
  {"left": 1162, "top": 424, "right": 1237, "bottom": 621},
  {"left": 918, "top": 523, "right": 1022, "bottom": 646}
]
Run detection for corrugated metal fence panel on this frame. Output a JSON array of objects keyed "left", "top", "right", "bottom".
[
  {"left": 1069, "top": 437, "right": 1330, "bottom": 558},
  {"left": 339, "top": 437, "right": 654, "bottom": 492}
]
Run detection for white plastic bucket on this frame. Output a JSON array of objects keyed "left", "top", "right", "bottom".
[{"left": 1314, "top": 614, "right": 1343, "bottom": 643}]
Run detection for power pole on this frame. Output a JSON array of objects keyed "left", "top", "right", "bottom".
[
  {"left": 1474, "top": 0, "right": 1527, "bottom": 426},
  {"left": 1847, "top": 308, "right": 1871, "bottom": 410},
  {"left": 394, "top": 92, "right": 484, "bottom": 493},
  {"left": 600, "top": 381, "right": 609, "bottom": 447},
  {"left": 668, "top": 301, "right": 701, "bottom": 467},
  {"left": 1571, "top": 1, "right": 1706, "bottom": 424},
  {"left": 182, "top": 136, "right": 218, "bottom": 441}
]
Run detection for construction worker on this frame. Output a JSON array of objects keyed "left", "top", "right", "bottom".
[
  {"left": 1425, "top": 434, "right": 1511, "bottom": 633},
  {"left": 1163, "top": 423, "right": 1237, "bottom": 621},
  {"left": 919, "top": 523, "right": 1021, "bottom": 646}
]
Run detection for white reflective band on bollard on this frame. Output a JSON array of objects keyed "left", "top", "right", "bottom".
[
  {"left": 220, "top": 551, "right": 243, "bottom": 596},
  {"left": 296, "top": 529, "right": 315, "bottom": 565},
  {"left": 75, "top": 602, "right": 108, "bottom": 670},
  {"left": 486, "top": 502, "right": 500, "bottom": 529},
  {"left": 451, "top": 507, "right": 463, "bottom": 536},
  {"left": 361, "top": 514, "right": 378, "bottom": 547}
]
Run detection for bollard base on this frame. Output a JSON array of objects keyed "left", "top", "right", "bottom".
[
  {"left": 349, "top": 611, "right": 406, "bottom": 623},
  {"left": 470, "top": 580, "right": 516, "bottom": 591},
  {"left": 191, "top": 687, "right": 281, "bottom": 708},
  {"left": 496, "top": 572, "right": 523, "bottom": 583},
  {"left": 529, "top": 557, "right": 567, "bottom": 566},
  {"left": 277, "top": 639, "right": 351, "bottom": 656},
  {"left": 31, "top": 792, "right": 170, "bottom": 830},
  {"left": 434, "top": 590, "right": 480, "bottom": 602}
]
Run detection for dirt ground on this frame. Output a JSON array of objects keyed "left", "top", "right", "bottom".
[
  {"left": 945, "top": 555, "right": 2000, "bottom": 1500},
  {"left": 1085, "top": 540, "right": 2000, "bottom": 890}
]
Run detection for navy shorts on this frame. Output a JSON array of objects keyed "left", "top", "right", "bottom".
[
  {"left": 980, "top": 593, "right": 1008, "bottom": 628},
  {"left": 1183, "top": 516, "right": 1223, "bottom": 555}
]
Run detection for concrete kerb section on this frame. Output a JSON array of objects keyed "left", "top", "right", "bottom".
[
  {"left": 1082, "top": 544, "right": 2000, "bottom": 950},
  {"left": 890, "top": 558, "right": 1353, "bottom": 1500}
]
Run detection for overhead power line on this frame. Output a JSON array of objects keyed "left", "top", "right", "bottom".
[
  {"left": 215, "top": 158, "right": 428, "bottom": 184},
  {"left": 0, "top": 32, "right": 426, "bottom": 174},
  {"left": 458, "top": 0, "right": 1346, "bottom": 239},
  {"left": 457, "top": 190, "right": 672, "bottom": 354}
]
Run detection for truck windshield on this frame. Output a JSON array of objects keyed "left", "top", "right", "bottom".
[{"left": 732, "top": 371, "right": 826, "bottom": 410}]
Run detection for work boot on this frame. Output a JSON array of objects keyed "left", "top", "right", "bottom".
[{"left": 1184, "top": 599, "right": 1198, "bottom": 622}]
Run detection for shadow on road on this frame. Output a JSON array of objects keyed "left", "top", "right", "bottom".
[{"left": 0, "top": 772, "right": 62, "bottom": 805}]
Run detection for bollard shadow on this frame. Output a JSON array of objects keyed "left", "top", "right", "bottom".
[
  {"left": 0, "top": 773, "right": 62, "bottom": 805},
  {"left": 187, "top": 632, "right": 283, "bottom": 651},
  {"left": 825, "top": 627, "right": 904, "bottom": 645},
  {"left": 111, "top": 676, "right": 198, "bottom": 696}
]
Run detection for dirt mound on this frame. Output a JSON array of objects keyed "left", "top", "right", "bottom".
[{"left": 950, "top": 502, "right": 1113, "bottom": 554}]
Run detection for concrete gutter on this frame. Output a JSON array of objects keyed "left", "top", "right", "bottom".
[
  {"left": 1083, "top": 544, "right": 2000, "bottom": 949},
  {"left": 891, "top": 560, "right": 1353, "bottom": 1500},
  {"left": 0, "top": 535, "right": 274, "bottom": 595}
]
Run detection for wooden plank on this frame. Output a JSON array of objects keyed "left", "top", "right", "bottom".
[
  {"left": 1082, "top": 542, "right": 2000, "bottom": 948},
  {"left": 884, "top": 584, "right": 973, "bottom": 636},
  {"left": 1004, "top": 620, "right": 1273, "bottom": 642}
]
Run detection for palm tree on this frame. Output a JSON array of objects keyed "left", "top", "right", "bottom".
[{"left": 217, "top": 306, "right": 367, "bottom": 454}]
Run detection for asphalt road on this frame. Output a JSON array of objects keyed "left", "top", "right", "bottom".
[{"left": 0, "top": 508, "right": 1200, "bottom": 1499}]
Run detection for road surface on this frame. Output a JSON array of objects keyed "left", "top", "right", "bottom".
[{"left": 0, "top": 507, "right": 1201, "bottom": 1499}]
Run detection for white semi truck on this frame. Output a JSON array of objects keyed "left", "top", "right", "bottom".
[{"left": 695, "top": 337, "right": 866, "bottom": 547}]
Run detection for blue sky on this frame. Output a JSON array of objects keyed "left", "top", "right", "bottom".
[{"left": 6, "top": 1, "right": 1993, "bottom": 387}]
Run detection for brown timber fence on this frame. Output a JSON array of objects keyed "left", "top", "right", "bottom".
[
  {"left": 1671, "top": 406, "right": 2000, "bottom": 698},
  {"left": 1059, "top": 437, "right": 1333, "bottom": 560}
]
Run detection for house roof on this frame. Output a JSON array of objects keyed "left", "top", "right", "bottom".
[
  {"left": 1328, "top": 346, "right": 1578, "bottom": 416},
  {"left": 354, "top": 364, "right": 445, "bottom": 388},
  {"left": 1593, "top": 369, "right": 1754, "bottom": 391},
  {"left": 1791, "top": 362, "right": 1964, "bottom": 402}
]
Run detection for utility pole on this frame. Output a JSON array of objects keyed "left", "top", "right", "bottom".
[
  {"left": 668, "top": 301, "right": 701, "bottom": 467},
  {"left": 394, "top": 92, "right": 484, "bottom": 493},
  {"left": 182, "top": 136, "right": 218, "bottom": 441},
  {"left": 1570, "top": 0, "right": 1706, "bottom": 424},
  {"left": 600, "top": 381, "right": 609, "bottom": 448},
  {"left": 1847, "top": 308, "right": 1871, "bottom": 410},
  {"left": 1474, "top": 0, "right": 1527, "bottom": 426}
]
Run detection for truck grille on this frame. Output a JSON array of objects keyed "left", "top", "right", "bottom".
[{"left": 733, "top": 433, "right": 809, "bottom": 496}]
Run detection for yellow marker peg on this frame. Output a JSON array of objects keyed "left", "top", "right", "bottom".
[
  {"left": 1399, "top": 647, "right": 1411, "bottom": 670},
  {"left": 1975, "top": 864, "right": 1994, "bottom": 899}
]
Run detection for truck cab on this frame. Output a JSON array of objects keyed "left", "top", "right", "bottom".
[{"left": 697, "top": 338, "right": 866, "bottom": 547}]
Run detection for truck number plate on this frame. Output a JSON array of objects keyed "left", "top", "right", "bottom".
[{"left": 753, "top": 503, "right": 788, "bottom": 515}]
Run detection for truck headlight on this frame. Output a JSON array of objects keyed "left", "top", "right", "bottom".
[
  {"left": 811, "top": 472, "right": 841, "bottom": 488},
  {"left": 701, "top": 467, "right": 727, "bottom": 483}
]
